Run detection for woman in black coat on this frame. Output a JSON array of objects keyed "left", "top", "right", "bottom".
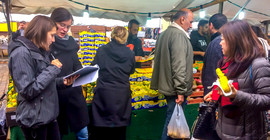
[
  {"left": 50, "top": 8, "right": 89, "bottom": 139},
  {"left": 91, "top": 26, "right": 135, "bottom": 140}
]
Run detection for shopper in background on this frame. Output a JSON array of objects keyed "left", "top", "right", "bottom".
[
  {"left": 127, "top": 19, "right": 145, "bottom": 68},
  {"left": 202, "top": 13, "right": 227, "bottom": 96},
  {"left": 150, "top": 8, "right": 194, "bottom": 140},
  {"left": 91, "top": 26, "right": 135, "bottom": 140},
  {"left": 190, "top": 19, "right": 209, "bottom": 62},
  {"left": 204, "top": 20, "right": 270, "bottom": 140},
  {"left": 8, "top": 15, "right": 77, "bottom": 140},
  {"left": 50, "top": 8, "right": 89, "bottom": 140},
  {"left": 16, "top": 21, "right": 27, "bottom": 36},
  {"left": 251, "top": 25, "right": 270, "bottom": 59}
]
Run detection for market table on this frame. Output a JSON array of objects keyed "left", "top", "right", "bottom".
[{"left": 7, "top": 103, "right": 198, "bottom": 140}]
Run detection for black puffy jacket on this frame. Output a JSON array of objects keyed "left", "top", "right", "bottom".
[{"left": 216, "top": 57, "right": 270, "bottom": 140}]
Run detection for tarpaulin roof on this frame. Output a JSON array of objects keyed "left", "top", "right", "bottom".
[{"left": 4, "top": 0, "right": 270, "bottom": 25}]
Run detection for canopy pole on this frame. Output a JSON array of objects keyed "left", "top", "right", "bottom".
[
  {"left": 232, "top": 0, "right": 251, "bottom": 20},
  {"left": 218, "top": 2, "right": 224, "bottom": 14},
  {"left": 5, "top": 0, "right": 12, "bottom": 37}
]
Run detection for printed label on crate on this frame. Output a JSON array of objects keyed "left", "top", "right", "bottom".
[
  {"left": 132, "top": 94, "right": 165, "bottom": 102},
  {"left": 132, "top": 100, "right": 167, "bottom": 110}
]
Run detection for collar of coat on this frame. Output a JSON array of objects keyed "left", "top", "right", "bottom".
[{"left": 170, "top": 22, "right": 190, "bottom": 39}]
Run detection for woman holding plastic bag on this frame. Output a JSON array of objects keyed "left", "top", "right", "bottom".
[{"left": 204, "top": 20, "right": 270, "bottom": 140}]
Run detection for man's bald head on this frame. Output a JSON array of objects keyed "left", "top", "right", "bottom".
[{"left": 172, "top": 8, "right": 193, "bottom": 32}]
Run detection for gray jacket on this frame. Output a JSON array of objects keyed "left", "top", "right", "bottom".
[
  {"left": 216, "top": 58, "right": 270, "bottom": 140},
  {"left": 151, "top": 25, "right": 193, "bottom": 96},
  {"left": 8, "top": 36, "right": 63, "bottom": 128}
]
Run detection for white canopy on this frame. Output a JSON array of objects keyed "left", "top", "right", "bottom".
[{"left": 2, "top": 0, "right": 270, "bottom": 25}]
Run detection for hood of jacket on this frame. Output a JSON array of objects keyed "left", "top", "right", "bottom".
[
  {"left": 8, "top": 35, "right": 43, "bottom": 55},
  {"left": 51, "top": 35, "right": 79, "bottom": 52},
  {"left": 103, "top": 39, "right": 131, "bottom": 63}
]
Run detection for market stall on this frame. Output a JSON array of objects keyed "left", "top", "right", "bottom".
[{"left": 2, "top": 0, "right": 270, "bottom": 139}]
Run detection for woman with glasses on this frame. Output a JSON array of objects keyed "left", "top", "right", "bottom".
[{"left": 50, "top": 8, "right": 89, "bottom": 140}]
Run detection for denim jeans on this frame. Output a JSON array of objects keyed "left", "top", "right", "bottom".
[
  {"left": 161, "top": 96, "right": 187, "bottom": 140},
  {"left": 76, "top": 126, "right": 88, "bottom": 140}
]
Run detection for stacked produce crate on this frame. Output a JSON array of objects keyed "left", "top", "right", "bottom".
[
  {"left": 78, "top": 31, "right": 107, "bottom": 66},
  {"left": 130, "top": 68, "right": 167, "bottom": 110},
  {"left": 187, "top": 61, "right": 204, "bottom": 104}
]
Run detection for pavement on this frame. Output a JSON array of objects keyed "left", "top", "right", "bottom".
[{"left": 0, "top": 57, "right": 9, "bottom": 99}]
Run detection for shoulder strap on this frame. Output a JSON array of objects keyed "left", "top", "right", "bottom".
[{"left": 249, "top": 65, "right": 252, "bottom": 81}]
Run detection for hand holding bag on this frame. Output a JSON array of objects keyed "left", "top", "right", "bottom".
[{"left": 167, "top": 104, "right": 190, "bottom": 139}]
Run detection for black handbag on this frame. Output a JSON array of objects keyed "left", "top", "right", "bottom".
[{"left": 192, "top": 97, "right": 221, "bottom": 139}]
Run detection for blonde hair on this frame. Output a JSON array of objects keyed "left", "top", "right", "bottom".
[{"left": 111, "top": 26, "right": 128, "bottom": 44}]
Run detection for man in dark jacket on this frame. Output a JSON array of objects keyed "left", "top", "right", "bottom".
[
  {"left": 127, "top": 19, "right": 145, "bottom": 68},
  {"left": 202, "top": 13, "right": 227, "bottom": 96},
  {"left": 190, "top": 19, "right": 208, "bottom": 62}
]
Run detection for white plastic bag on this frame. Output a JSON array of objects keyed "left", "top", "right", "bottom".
[
  {"left": 0, "top": 100, "right": 7, "bottom": 126},
  {"left": 167, "top": 104, "right": 190, "bottom": 139}
]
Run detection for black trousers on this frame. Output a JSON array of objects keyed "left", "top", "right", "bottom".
[
  {"left": 21, "top": 120, "right": 61, "bottom": 140},
  {"left": 92, "top": 126, "right": 126, "bottom": 140}
]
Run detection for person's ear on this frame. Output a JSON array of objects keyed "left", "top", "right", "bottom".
[
  {"left": 209, "top": 22, "right": 213, "bottom": 29},
  {"left": 179, "top": 16, "right": 185, "bottom": 24}
]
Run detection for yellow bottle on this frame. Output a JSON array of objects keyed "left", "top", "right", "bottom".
[{"left": 216, "top": 68, "right": 230, "bottom": 93}]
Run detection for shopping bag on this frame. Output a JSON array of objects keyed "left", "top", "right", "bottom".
[
  {"left": 192, "top": 98, "right": 220, "bottom": 139},
  {"left": 167, "top": 104, "right": 190, "bottom": 139},
  {"left": 0, "top": 100, "right": 7, "bottom": 126}
]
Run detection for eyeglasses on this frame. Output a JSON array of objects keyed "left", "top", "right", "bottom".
[{"left": 56, "top": 22, "right": 71, "bottom": 29}]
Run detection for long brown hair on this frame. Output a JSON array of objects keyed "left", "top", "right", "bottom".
[
  {"left": 219, "top": 20, "right": 265, "bottom": 78},
  {"left": 221, "top": 20, "right": 264, "bottom": 63},
  {"left": 24, "top": 15, "right": 56, "bottom": 49}
]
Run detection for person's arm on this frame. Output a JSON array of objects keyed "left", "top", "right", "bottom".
[
  {"left": 10, "top": 47, "right": 61, "bottom": 101},
  {"left": 232, "top": 61, "right": 270, "bottom": 111},
  {"left": 193, "top": 51, "right": 205, "bottom": 56},
  {"left": 170, "top": 33, "right": 189, "bottom": 96}
]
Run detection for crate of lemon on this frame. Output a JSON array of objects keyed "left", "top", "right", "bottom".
[
  {"left": 130, "top": 68, "right": 167, "bottom": 110},
  {"left": 7, "top": 77, "right": 18, "bottom": 108},
  {"left": 81, "top": 68, "right": 167, "bottom": 110},
  {"left": 82, "top": 82, "right": 96, "bottom": 103}
]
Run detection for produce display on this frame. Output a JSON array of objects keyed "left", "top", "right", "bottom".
[
  {"left": 188, "top": 61, "right": 204, "bottom": 104},
  {"left": 7, "top": 77, "right": 17, "bottom": 108},
  {"left": 130, "top": 68, "right": 166, "bottom": 110},
  {"left": 81, "top": 68, "right": 167, "bottom": 110},
  {"left": 82, "top": 82, "right": 95, "bottom": 103},
  {"left": 78, "top": 31, "right": 107, "bottom": 66},
  {"left": 192, "top": 61, "right": 204, "bottom": 92}
]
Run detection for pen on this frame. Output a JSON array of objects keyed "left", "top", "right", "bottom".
[{"left": 51, "top": 53, "right": 56, "bottom": 60}]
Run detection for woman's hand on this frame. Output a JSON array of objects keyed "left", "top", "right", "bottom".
[
  {"left": 64, "top": 75, "right": 79, "bottom": 86},
  {"left": 204, "top": 91, "right": 213, "bottom": 102},
  {"left": 51, "top": 59, "right": 62, "bottom": 68},
  {"left": 217, "top": 83, "right": 237, "bottom": 98}
]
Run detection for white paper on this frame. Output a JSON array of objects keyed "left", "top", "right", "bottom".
[{"left": 63, "top": 65, "right": 99, "bottom": 87}]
